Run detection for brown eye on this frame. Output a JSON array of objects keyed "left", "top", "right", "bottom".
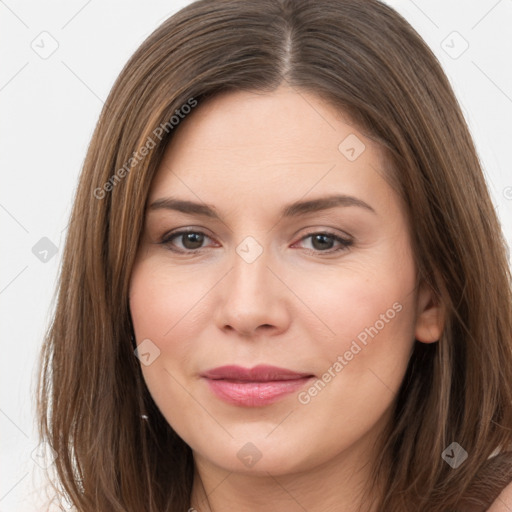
[
  {"left": 296, "top": 232, "right": 353, "bottom": 254},
  {"left": 311, "top": 233, "right": 335, "bottom": 250},
  {"left": 161, "top": 230, "right": 212, "bottom": 252}
]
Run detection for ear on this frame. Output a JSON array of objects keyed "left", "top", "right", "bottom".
[{"left": 414, "top": 281, "right": 445, "bottom": 344}]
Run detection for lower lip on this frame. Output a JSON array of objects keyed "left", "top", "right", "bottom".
[{"left": 203, "top": 377, "right": 313, "bottom": 407}]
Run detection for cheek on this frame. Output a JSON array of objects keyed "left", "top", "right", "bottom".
[
  {"left": 324, "top": 278, "right": 415, "bottom": 352},
  {"left": 296, "top": 249, "right": 418, "bottom": 387},
  {"left": 129, "top": 258, "right": 211, "bottom": 432},
  {"left": 129, "top": 257, "right": 211, "bottom": 343},
  {"left": 291, "top": 267, "right": 417, "bottom": 453},
  {"left": 128, "top": 258, "right": 210, "bottom": 403}
]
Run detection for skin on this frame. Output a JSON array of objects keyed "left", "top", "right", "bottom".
[
  {"left": 129, "top": 85, "right": 444, "bottom": 511},
  {"left": 489, "top": 484, "right": 512, "bottom": 511}
]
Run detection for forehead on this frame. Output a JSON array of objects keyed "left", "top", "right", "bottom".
[{"left": 148, "top": 86, "right": 396, "bottom": 217}]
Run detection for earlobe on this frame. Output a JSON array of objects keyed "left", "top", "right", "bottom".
[{"left": 414, "top": 282, "right": 445, "bottom": 344}]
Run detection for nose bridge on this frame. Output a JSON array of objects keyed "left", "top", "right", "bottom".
[
  {"left": 213, "top": 234, "right": 290, "bottom": 335},
  {"left": 229, "top": 236, "right": 272, "bottom": 305}
]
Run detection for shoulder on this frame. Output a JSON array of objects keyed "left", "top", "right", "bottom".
[{"left": 487, "top": 480, "right": 512, "bottom": 511}]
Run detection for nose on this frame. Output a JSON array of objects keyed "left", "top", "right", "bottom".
[{"left": 213, "top": 244, "right": 291, "bottom": 338}]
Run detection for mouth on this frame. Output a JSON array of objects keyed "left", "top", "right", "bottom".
[{"left": 200, "top": 365, "right": 316, "bottom": 407}]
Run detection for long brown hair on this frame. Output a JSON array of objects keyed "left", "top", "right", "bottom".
[{"left": 36, "top": 0, "right": 512, "bottom": 510}]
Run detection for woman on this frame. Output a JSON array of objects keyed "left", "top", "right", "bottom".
[{"left": 36, "top": 0, "right": 512, "bottom": 510}]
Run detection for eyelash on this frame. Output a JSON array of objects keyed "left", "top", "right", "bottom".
[{"left": 159, "top": 229, "right": 353, "bottom": 255}]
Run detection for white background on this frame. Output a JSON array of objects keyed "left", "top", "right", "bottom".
[{"left": 1, "top": 1, "right": 511, "bottom": 510}]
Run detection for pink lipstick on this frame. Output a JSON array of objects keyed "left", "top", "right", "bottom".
[{"left": 200, "top": 365, "right": 314, "bottom": 407}]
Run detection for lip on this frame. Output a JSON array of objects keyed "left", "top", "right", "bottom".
[{"left": 200, "top": 365, "right": 315, "bottom": 407}]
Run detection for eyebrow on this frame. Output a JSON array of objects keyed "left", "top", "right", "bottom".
[{"left": 148, "top": 194, "right": 376, "bottom": 219}]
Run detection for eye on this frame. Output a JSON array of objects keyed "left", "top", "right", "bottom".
[
  {"left": 159, "top": 229, "right": 353, "bottom": 255},
  {"left": 160, "top": 230, "right": 215, "bottom": 253},
  {"left": 294, "top": 231, "right": 353, "bottom": 254}
]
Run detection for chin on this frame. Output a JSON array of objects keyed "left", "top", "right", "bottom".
[{"left": 190, "top": 432, "right": 328, "bottom": 477}]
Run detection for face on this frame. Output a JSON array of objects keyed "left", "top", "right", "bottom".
[{"left": 129, "top": 85, "right": 442, "bottom": 478}]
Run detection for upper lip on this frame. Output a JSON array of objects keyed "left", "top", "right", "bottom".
[{"left": 201, "top": 365, "right": 314, "bottom": 381}]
